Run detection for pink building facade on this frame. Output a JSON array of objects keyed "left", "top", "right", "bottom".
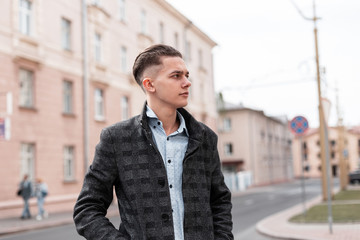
[
  {"left": 0, "top": 0, "right": 217, "bottom": 218},
  {"left": 217, "top": 101, "right": 293, "bottom": 187},
  {"left": 292, "top": 127, "right": 360, "bottom": 179}
]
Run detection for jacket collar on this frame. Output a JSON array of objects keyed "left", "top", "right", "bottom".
[{"left": 137, "top": 102, "right": 203, "bottom": 156}]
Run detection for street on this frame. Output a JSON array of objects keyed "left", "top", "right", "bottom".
[{"left": 0, "top": 178, "right": 325, "bottom": 240}]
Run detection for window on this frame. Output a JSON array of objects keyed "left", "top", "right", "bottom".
[
  {"left": 185, "top": 41, "right": 191, "bottom": 62},
  {"left": 174, "top": 32, "right": 179, "bottom": 49},
  {"left": 94, "top": 33, "right": 102, "bottom": 62},
  {"left": 63, "top": 80, "right": 73, "bottom": 114},
  {"left": 159, "top": 22, "right": 164, "bottom": 43},
  {"left": 120, "top": 46, "right": 127, "bottom": 73},
  {"left": 140, "top": 9, "right": 147, "bottom": 34},
  {"left": 20, "top": 143, "right": 35, "bottom": 180},
  {"left": 64, "top": 146, "right": 75, "bottom": 181},
  {"left": 19, "top": 68, "right": 34, "bottom": 107},
  {"left": 198, "top": 49, "right": 203, "bottom": 68},
  {"left": 223, "top": 118, "right": 231, "bottom": 131},
  {"left": 93, "top": 0, "right": 100, "bottom": 6},
  {"left": 121, "top": 96, "right": 129, "bottom": 120},
  {"left": 118, "top": 0, "right": 126, "bottom": 21},
  {"left": 95, "top": 88, "right": 104, "bottom": 120},
  {"left": 224, "top": 143, "right": 233, "bottom": 156},
  {"left": 19, "top": 0, "right": 32, "bottom": 35},
  {"left": 61, "top": 18, "right": 71, "bottom": 50}
]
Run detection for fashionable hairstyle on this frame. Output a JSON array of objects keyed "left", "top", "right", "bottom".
[{"left": 132, "top": 44, "right": 182, "bottom": 88}]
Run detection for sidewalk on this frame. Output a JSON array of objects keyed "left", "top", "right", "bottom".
[
  {"left": 257, "top": 186, "right": 360, "bottom": 240},
  {"left": 1, "top": 189, "right": 359, "bottom": 239},
  {"left": 0, "top": 204, "right": 119, "bottom": 236}
]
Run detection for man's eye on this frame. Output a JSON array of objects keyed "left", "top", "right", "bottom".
[{"left": 173, "top": 74, "right": 179, "bottom": 78}]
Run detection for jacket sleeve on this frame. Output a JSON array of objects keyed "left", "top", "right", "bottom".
[
  {"left": 211, "top": 136, "right": 234, "bottom": 240},
  {"left": 73, "top": 128, "right": 127, "bottom": 240}
]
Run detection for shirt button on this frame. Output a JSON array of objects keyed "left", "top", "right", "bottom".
[
  {"left": 169, "top": 184, "right": 173, "bottom": 188},
  {"left": 153, "top": 126, "right": 156, "bottom": 129},
  {"left": 168, "top": 160, "right": 171, "bottom": 163},
  {"left": 167, "top": 137, "right": 169, "bottom": 141},
  {"left": 157, "top": 122, "right": 160, "bottom": 125}
]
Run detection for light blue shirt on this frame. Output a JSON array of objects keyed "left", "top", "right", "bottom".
[{"left": 146, "top": 106, "right": 188, "bottom": 240}]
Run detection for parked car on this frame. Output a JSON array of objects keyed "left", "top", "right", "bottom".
[{"left": 349, "top": 169, "right": 360, "bottom": 184}]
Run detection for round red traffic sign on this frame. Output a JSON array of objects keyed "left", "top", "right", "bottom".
[{"left": 290, "top": 116, "right": 309, "bottom": 136}]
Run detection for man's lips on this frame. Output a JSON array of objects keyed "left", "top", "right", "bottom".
[{"left": 180, "top": 92, "right": 189, "bottom": 96}]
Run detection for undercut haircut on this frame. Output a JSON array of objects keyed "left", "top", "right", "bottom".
[{"left": 132, "top": 44, "right": 183, "bottom": 88}]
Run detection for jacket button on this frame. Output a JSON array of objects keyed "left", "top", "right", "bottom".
[
  {"left": 161, "top": 213, "right": 169, "bottom": 222},
  {"left": 158, "top": 179, "right": 165, "bottom": 187}
]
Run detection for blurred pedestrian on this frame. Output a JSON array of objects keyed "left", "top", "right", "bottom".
[
  {"left": 19, "top": 174, "right": 32, "bottom": 219},
  {"left": 35, "top": 178, "right": 48, "bottom": 220}
]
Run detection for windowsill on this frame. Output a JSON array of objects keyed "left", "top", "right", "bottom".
[
  {"left": 137, "top": 32, "right": 153, "bottom": 42},
  {"left": 18, "top": 34, "right": 39, "bottom": 47},
  {"left": 62, "top": 48, "right": 73, "bottom": 55},
  {"left": 62, "top": 112, "right": 76, "bottom": 118},
  {"left": 198, "top": 66, "right": 207, "bottom": 73},
  {"left": 19, "top": 106, "right": 37, "bottom": 112},
  {"left": 63, "top": 179, "right": 77, "bottom": 184},
  {"left": 95, "top": 62, "right": 107, "bottom": 71},
  {"left": 119, "top": 19, "right": 127, "bottom": 25},
  {"left": 95, "top": 116, "right": 106, "bottom": 122}
]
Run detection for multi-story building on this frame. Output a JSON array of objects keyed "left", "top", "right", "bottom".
[
  {"left": 0, "top": 0, "right": 217, "bottom": 218},
  {"left": 217, "top": 100, "right": 293, "bottom": 188},
  {"left": 292, "top": 126, "right": 360, "bottom": 178}
]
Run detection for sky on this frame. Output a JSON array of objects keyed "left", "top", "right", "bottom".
[{"left": 166, "top": 0, "right": 360, "bottom": 128}]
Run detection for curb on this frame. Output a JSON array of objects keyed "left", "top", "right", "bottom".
[{"left": 0, "top": 209, "right": 119, "bottom": 236}]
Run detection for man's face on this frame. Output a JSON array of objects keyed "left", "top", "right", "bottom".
[{"left": 146, "top": 56, "right": 191, "bottom": 109}]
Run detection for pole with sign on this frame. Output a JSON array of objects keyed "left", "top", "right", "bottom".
[{"left": 289, "top": 116, "right": 309, "bottom": 220}]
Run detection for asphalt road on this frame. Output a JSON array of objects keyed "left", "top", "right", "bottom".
[
  {"left": 0, "top": 178, "right": 326, "bottom": 240},
  {"left": 233, "top": 178, "right": 324, "bottom": 239}
]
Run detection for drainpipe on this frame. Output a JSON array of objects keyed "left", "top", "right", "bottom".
[{"left": 81, "top": 0, "right": 89, "bottom": 175}]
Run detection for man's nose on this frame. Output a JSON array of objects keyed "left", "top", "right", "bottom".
[{"left": 183, "top": 78, "right": 191, "bottom": 88}]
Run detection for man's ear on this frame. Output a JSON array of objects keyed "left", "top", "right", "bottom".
[{"left": 142, "top": 78, "right": 155, "bottom": 92}]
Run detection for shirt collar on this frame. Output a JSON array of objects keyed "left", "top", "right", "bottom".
[{"left": 146, "top": 105, "right": 188, "bottom": 136}]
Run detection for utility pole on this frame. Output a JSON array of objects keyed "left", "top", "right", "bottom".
[{"left": 290, "top": 0, "right": 333, "bottom": 233}]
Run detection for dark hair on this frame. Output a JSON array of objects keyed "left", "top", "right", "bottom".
[{"left": 132, "top": 44, "right": 182, "bottom": 87}]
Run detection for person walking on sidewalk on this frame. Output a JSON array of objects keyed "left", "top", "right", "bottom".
[
  {"left": 73, "top": 44, "right": 233, "bottom": 239},
  {"left": 35, "top": 178, "right": 48, "bottom": 220},
  {"left": 19, "top": 174, "right": 32, "bottom": 219}
]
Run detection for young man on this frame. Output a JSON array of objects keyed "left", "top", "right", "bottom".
[
  {"left": 74, "top": 44, "right": 233, "bottom": 239},
  {"left": 19, "top": 174, "right": 33, "bottom": 219}
]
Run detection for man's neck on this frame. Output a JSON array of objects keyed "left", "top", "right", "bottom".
[{"left": 147, "top": 102, "right": 179, "bottom": 136}]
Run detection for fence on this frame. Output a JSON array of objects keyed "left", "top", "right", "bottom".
[{"left": 224, "top": 171, "right": 253, "bottom": 193}]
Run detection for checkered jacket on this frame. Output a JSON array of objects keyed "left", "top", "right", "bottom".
[{"left": 73, "top": 104, "right": 233, "bottom": 240}]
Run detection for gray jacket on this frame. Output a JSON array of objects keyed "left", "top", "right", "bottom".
[
  {"left": 20, "top": 180, "right": 32, "bottom": 200},
  {"left": 73, "top": 105, "right": 233, "bottom": 240}
]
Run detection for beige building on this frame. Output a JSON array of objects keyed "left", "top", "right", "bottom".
[
  {"left": 0, "top": 0, "right": 217, "bottom": 218},
  {"left": 217, "top": 101, "right": 293, "bottom": 187},
  {"left": 292, "top": 126, "right": 360, "bottom": 179}
]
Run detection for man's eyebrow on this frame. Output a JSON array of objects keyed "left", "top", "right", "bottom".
[{"left": 170, "top": 70, "right": 190, "bottom": 75}]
